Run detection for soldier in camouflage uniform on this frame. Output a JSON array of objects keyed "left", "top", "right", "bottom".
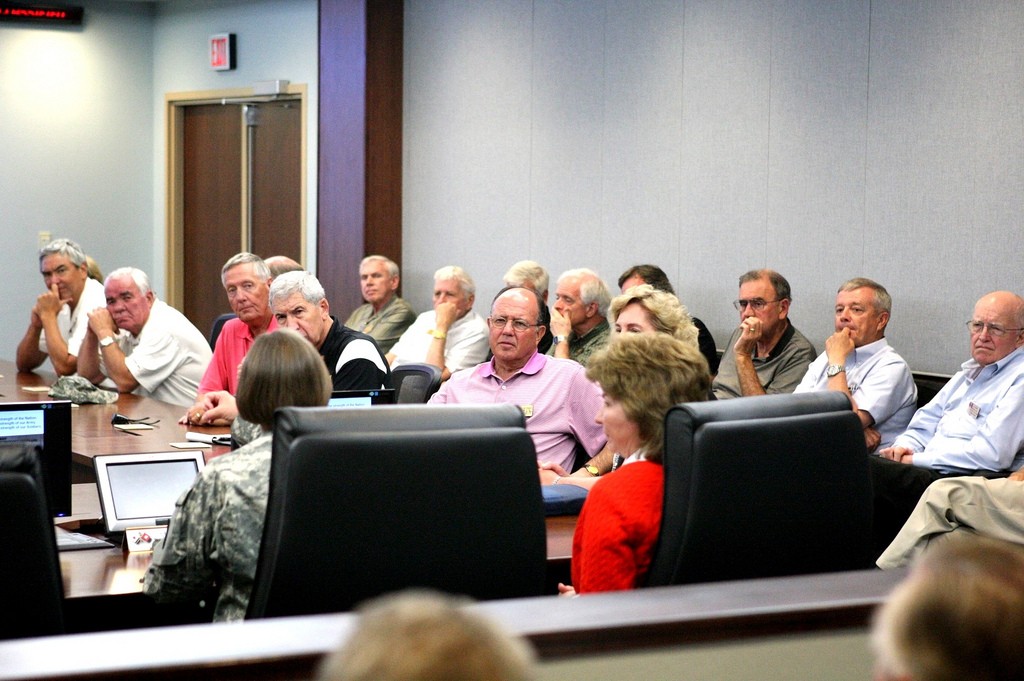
[{"left": 143, "top": 329, "right": 331, "bottom": 621}]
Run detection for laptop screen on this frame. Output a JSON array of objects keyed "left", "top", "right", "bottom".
[
  {"left": 0, "top": 401, "right": 72, "bottom": 517},
  {"left": 93, "top": 451, "right": 205, "bottom": 533},
  {"left": 327, "top": 388, "right": 396, "bottom": 408}
]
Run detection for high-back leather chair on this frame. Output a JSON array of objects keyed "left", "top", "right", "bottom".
[
  {"left": 0, "top": 444, "right": 65, "bottom": 639},
  {"left": 389, "top": 363, "right": 444, "bottom": 403},
  {"left": 248, "top": 404, "right": 544, "bottom": 618},
  {"left": 646, "top": 392, "right": 873, "bottom": 587}
]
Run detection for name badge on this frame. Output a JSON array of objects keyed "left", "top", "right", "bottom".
[
  {"left": 520, "top": 404, "right": 533, "bottom": 418},
  {"left": 967, "top": 401, "right": 981, "bottom": 419}
]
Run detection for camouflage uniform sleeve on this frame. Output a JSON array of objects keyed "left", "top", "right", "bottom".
[{"left": 142, "top": 467, "right": 219, "bottom": 604}]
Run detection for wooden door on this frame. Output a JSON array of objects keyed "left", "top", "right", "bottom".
[{"left": 180, "top": 100, "right": 302, "bottom": 336}]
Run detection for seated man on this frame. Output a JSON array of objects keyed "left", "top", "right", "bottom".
[
  {"left": 712, "top": 269, "right": 816, "bottom": 399},
  {"left": 794, "top": 278, "right": 917, "bottom": 451},
  {"left": 549, "top": 268, "right": 611, "bottom": 367},
  {"left": 502, "top": 260, "right": 554, "bottom": 354},
  {"left": 263, "top": 255, "right": 303, "bottom": 278},
  {"left": 16, "top": 238, "right": 106, "bottom": 376},
  {"left": 618, "top": 263, "right": 718, "bottom": 374},
  {"left": 877, "top": 471, "right": 1024, "bottom": 569},
  {"left": 344, "top": 255, "right": 416, "bottom": 354},
  {"left": 183, "top": 253, "right": 277, "bottom": 425},
  {"left": 429, "top": 287, "right": 606, "bottom": 472},
  {"left": 872, "top": 290, "right": 1024, "bottom": 553},
  {"left": 78, "top": 267, "right": 211, "bottom": 407},
  {"left": 387, "top": 265, "right": 489, "bottom": 381},
  {"left": 271, "top": 271, "right": 391, "bottom": 390}
]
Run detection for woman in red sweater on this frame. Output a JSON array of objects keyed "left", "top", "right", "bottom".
[{"left": 563, "top": 333, "right": 710, "bottom": 594}]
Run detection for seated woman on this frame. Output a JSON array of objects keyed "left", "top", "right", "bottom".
[
  {"left": 562, "top": 333, "right": 709, "bottom": 595},
  {"left": 610, "top": 283, "right": 699, "bottom": 347},
  {"left": 143, "top": 328, "right": 332, "bottom": 621},
  {"left": 542, "top": 284, "right": 704, "bottom": 487}
]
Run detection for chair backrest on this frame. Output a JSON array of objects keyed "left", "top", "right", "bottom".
[
  {"left": 271, "top": 403, "right": 526, "bottom": 467},
  {"left": 248, "top": 421, "right": 545, "bottom": 618},
  {"left": 208, "top": 312, "right": 237, "bottom": 349},
  {"left": 646, "top": 392, "right": 873, "bottom": 587},
  {"left": 390, "top": 363, "right": 444, "bottom": 403},
  {"left": 0, "top": 444, "right": 65, "bottom": 639}
]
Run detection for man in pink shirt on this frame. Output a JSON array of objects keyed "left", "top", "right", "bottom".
[
  {"left": 182, "top": 253, "right": 277, "bottom": 425},
  {"left": 429, "top": 286, "right": 605, "bottom": 471}
]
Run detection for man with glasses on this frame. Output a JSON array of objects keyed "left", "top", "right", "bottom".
[
  {"left": 429, "top": 286, "right": 605, "bottom": 471},
  {"left": 794, "top": 278, "right": 917, "bottom": 451},
  {"left": 872, "top": 290, "right": 1024, "bottom": 556},
  {"left": 711, "top": 269, "right": 816, "bottom": 399}
]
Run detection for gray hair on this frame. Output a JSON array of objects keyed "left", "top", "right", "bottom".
[
  {"left": 558, "top": 268, "right": 611, "bottom": 318},
  {"left": 221, "top": 252, "right": 271, "bottom": 287},
  {"left": 434, "top": 265, "right": 475, "bottom": 298},
  {"left": 361, "top": 255, "right": 400, "bottom": 279},
  {"left": 39, "top": 238, "right": 87, "bottom": 268},
  {"left": 839, "top": 277, "right": 892, "bottom": 315},
  {"left": 105, "top": 267, "right": 153, "bottom": 298},
  {"left": 503, "top": 260, "right": 549, "bottom": 295},
  {"left": 269, "top": 270, "right": 324, "bottom": 307}
]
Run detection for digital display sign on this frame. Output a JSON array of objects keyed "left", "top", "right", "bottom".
[{"left": 0, "top": 2, "right": 84, "bottom": 25}]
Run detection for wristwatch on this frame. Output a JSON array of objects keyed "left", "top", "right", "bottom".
[
  {"left": 99, "top": 336, "right": 115, "bottom": 348},
  {"left": 825, "top": 363, "right": 845, "bottom": 377},
  {"left": 584, "top": 464, "right": 600, "bottom": 476},
  {"left": 554, "top": 335, "right": 567, "bottom": 345}
]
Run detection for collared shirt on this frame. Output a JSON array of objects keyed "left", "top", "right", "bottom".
[
  {"left": 712, "top": 321, "right": 817, "bottom": 399},
  {"left": 344, "top": 296, "right": 416, "bottom": 354},
  {"left": 429, "top": 351, "right": 606, "bottom": 471},
  {"left": 568, "top": 319, "right": 610, "bottom": 367},
  {"left": 199, "top": 316, "right": 278, "bottom": 395},
  {"left": 794, "top": 338, "right": 917, "bottom": 449},
  {"left": 144, "top": 432, "right": 271, "bottom": 622},
  {"left": 38, "top": 277, "right": 106, "bottom": 360},
  {"left": 389, "top": 309, "right": 489, "bottom": 374},
  {"left": 893, "top": 346, "right": 1024, "bottom": 473},
  {"left": 106, "top": 300, "right": 212, "bottom": 407}
]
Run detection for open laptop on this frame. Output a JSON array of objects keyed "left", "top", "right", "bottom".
[
  {"left": 93, "top": 451, "right": 206, "bottom": 533},
  {"left": 327, "top": 388, "right": 396, "bottom": 408}
]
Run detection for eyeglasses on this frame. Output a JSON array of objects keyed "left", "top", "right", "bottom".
[
  {"left": 733, "top": 298, "right": 781, "bottom": 312},
  {"left": 965, "top": 320, "right": 1024, "bottom": 338},
  {"left": 488, "top": 317, "right": 541, "bottom": 333}
]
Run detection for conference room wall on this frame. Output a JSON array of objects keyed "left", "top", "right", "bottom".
[
  {"left": 402, "top": 0, "right": 1024, "bottom": 374},
  {"left": 0, "top": 0, "right": 317, "bottom": 362},
  {"left": 0, "top": 1, "right": 154, "bottom": 361}
]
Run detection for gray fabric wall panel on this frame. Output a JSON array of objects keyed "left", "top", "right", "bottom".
[{"left": 404, "top": 0, "right": 1024, "bottom": 372}]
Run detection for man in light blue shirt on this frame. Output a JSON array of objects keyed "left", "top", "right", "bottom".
[
  {"left": 795, "top": 278, "right": 917, "bottom": 452},
  {"left": 871, "top": 290, "right": 1024, "bottom": 555}
]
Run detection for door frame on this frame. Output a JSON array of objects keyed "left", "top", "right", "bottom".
[{"left": 164, "top": 85, "right": 308, "bottom": 309}]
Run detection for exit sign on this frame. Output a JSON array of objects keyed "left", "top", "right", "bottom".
[{"left": 209, "top": 33, "right": 236, "bottom": 71}]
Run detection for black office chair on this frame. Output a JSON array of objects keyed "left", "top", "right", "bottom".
[
  {"left": 390, "top": 363, "right": 444, "bottom": 403},
  {"left": 0, "top": 444, "right": 65, "bottom": 639},
  {"left": 208, "top": 312, "right": 237, "bottom": 349},
  {"left": 247, "top": 409, "right": 545, "bottom": 618},
  {"left": 646, "top": 392, "right": 874, "bottom": 587}
]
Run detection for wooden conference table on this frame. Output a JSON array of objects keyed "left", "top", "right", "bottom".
[{"left": 2, "top": 361, "right": 576, "bottom": 631}]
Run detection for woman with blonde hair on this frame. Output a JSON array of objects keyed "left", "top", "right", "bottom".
[
  {"left": 561, "top": 333, "right": 709, "bottom": 594},
  {"left": 609, "top": 283, "right": 699, "bottom": 348}
]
